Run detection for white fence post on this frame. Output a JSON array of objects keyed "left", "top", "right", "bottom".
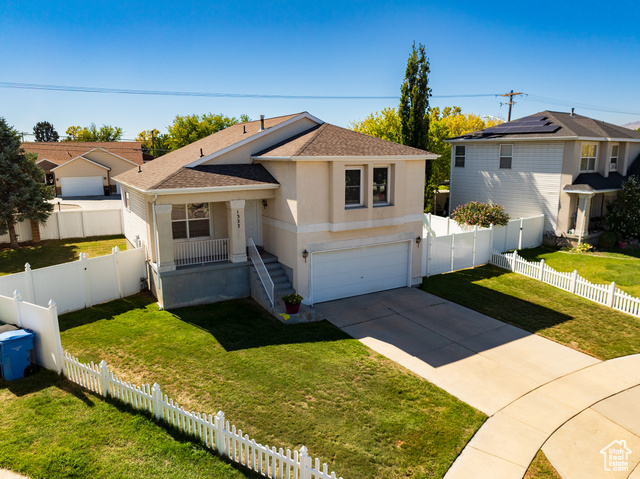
[
  {"left": 13, "top": 290, "right": 24, "bottom": 328},
  {"left": 214, "top": 411, "right": 225, "bottom": 456},
  {"left": 112, "top": 246, "right": 124, "bottom": 299},
  {"left": 299, "top": 446, "right": 310, "bottom": 479},
  {"left": 48, "top": 299, "right": 63, "bottom": 374},
  {"left": 24, "top": 263, "right": 35, "bottom": 304},
  {"left": 99, "top": 360, "right": 110, "bottom": 397},
  {"left": 511, "top": 250, "right": 518, "bottom": 272},
  {"left": 518, "top": 218, "right": 524, "bottom": 250},
  {"left": 472, "top": 225, "right": 478, "bottom": 268},
  {"left": 425, "top": 231, "right": 431, "bottom": 278},
  {"left": 539, "top": 259, "right": 545, "bottom": 282},
  {"left": 608, "top": 282, "right": 617, "bottom": 308},
  {"left": 446, "top": 217, "right": 450, "bottom": 235},
  {"left": 571, "top": 270, "right": 578, "bottom": 294},
  {"left": 489, "top": 224, "right": 494, "bottom": 251},
  {"left": 152, "top": 383, "right": 163, "bottom": 420},
  {"left": 450, "top": 234, "right": 455, "bottom": 272}
]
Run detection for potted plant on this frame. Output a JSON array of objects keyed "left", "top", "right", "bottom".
[{"left": 281, "top": 293, "right": 303, "bottom": 314}]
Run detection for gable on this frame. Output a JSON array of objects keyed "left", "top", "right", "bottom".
[
  {"left": 53, "top": 156, "right": 110, "bottom": 175},
  {"left": 21, "top": 142, "right": 144, "bottom": 166}
]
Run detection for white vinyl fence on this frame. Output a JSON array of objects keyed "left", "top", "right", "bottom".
[
  {"left": 62, "top": 353, "right": 343, "bottom": 479},
  {"left": 422, "top": 214, "right": 545, "bottom": 277},
  {"left": 0, "top": 209, "right": 124, "bottom": 245},
  {"left": 490, "top": 250, "right": 640, "bottom": 318},
  {"left": 0, "top": 246, "right": 146, "bottom": 314},
  {"left": 0, "top": 293, "right": 63, "bottom": 372}
]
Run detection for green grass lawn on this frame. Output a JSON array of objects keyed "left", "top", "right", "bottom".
[
  {"left": 524, "top": 451, "right": 561, "bottom": 479},
  {"left": 422, "top": 265, "right": 640, "bottom": 360},
  {"left": 518, "top": 246, "right": 640, "bottom": 297},
  {"left": 0, "top": 236, "right": 127, "bottom": 276},
  {"left": 11, "top": 293, "right": 485, "bottom": 479},
  {"left": 0, "top": 370, "right": 249, "bottom": 479}
]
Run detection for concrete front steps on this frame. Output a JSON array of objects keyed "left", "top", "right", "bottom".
[{"left": 250, "top": 251, "right": 317, "bottom": 323}]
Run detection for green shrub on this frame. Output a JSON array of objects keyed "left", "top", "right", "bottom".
[
  {"left": 598, "top": 231, "right": 620, "bottom": 249},
  {"left": 450, "top": 201, "right": 510, "bottom": 227},
  {"left": 606, "top": 175, "right": 640, "bottom": 238}
]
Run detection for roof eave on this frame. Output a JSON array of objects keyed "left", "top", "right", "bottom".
[
  {"left": 116, "top": 181, "right": 280, "bottom": 196},
  {"left": 253, "top": 154, "right": 438, "bottom": 161},
  {"left": 447, "top": 136, "right": 640, "bottom": 143}
]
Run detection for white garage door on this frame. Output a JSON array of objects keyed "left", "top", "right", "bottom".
[
  {"left": 312, "top": 241, "right": 410, "bottom": 303},
  {"left": 60, "top": 176, "right": 104, "bottom": 197}
]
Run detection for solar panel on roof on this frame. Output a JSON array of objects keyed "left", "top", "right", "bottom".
[{"left": 482, "top": 115, "right": 559, "bottom": 135}]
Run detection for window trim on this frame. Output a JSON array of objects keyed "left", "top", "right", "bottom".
[
  {"left": 345, "top": 167, "right": 364, "bottom": 208},
  {"left": 580, "top": 142, "right": 598, "bottom": 172},
  {"left": 609, "top": 143, "right": 619, "bottom": 171},
  {"left": 171, "top": 203, "right": 212, "bottom": 241},
  {"left": 372, "top": 166, "right": 390, "bottom": 206},
  {"left": 454, "top": 145, "right": 466, "bottom": 168},
  {"left": 499, "top": 144, "right": 513, "bottom": 169}
]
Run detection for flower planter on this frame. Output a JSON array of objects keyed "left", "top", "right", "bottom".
[{"left": 285, "top": 303, "right": 300, "bottom": 314}]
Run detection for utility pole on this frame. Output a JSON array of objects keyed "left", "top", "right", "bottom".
[{"left": 500, "top": 90, "right": 523, "bottom": 121}]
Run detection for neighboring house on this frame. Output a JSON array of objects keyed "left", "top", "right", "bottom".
[
  {"left": 447, "top": 111, "right": 640, "bottom": 240},
  {"left": 22, "top": 142, "right": 144, "bottom": 197},
  {"left": 114, "top": 112, "right": 436, "bottom": 309}
]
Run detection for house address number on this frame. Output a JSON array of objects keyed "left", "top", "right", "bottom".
[{"left": 237, "top": 210, "right": 240, "bottom": 229}]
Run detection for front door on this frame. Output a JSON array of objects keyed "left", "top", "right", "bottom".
[{"left": 245, "top": 200, "right": 262, "bottom": 246}]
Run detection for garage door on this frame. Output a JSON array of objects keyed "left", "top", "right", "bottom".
[
  {"left": 311, "top": 241, "right": 410, "bottom": 303},
  {"left": 60, "top": 176, "right": 104, "bottom": 197}
]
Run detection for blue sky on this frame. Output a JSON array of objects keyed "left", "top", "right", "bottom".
[{"left": 2, "top": 1, "right": 639, "bottom": 140}]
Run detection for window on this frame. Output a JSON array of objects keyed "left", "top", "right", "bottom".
[
  {"left": 454, "top": 145, "right": 465, "bottom": 167},
  {"left": 345, "top": 168, "right": 362, "bottom": 207},
  {"left": 580, "top": 143, "right": 597, "bottom": 172},
  {"left": 610, "top": 144, "right": 619, "bottom": 171},
  {"left": 123, "top": 191, "right": 130, "bottom": 211},
  {"left": 499, "top": 144, "right": 513, "bottom": 169},
  {"left": 373, "top": 167, "right": 389, "bottom": 205},
  {"left": 171, "top": 203, "right": 210, "bottom": 240}
]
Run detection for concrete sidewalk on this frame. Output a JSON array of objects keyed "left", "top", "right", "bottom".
[{"left": 316, "top": 288, "right": 640, "bottom": 478}]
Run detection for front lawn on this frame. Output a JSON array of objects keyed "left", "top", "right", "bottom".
[
  {"left": 42, "top": 294, "right": 485, "bottom": 479},
  {"left": 422, "top": 265, "right": 640, "bottom": 360},
  {"left": 518, "top": 246, "right": 640, "bottom": 297},
  {"left": 0, "top": 235, "right": 127, "bottom": 276},
  {"left": 0, "top": 371, "right": 247, "bottom": 479}
]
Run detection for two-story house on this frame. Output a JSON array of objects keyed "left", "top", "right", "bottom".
[
  {"left": 447, "top": 111, "right": 640, "bottom": 241},
  {"left": 114, "top": 112, "right": 436, "bottom": 310}
]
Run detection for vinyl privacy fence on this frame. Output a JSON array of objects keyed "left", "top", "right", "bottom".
[
  {"left": 490, "top": 250, "right": 640, "bottom": 318},
  {"left": 62, "top": 353, "right": 343, "bottom": 479},
  {"left": 0, "top": 246, "right": 146, "bottom": 314},
  {"left": 422, "top": 214, "right": 545, "bottom": 277},
  {"left": 0, "top": 208, "right": 124, "bottom": 245}
]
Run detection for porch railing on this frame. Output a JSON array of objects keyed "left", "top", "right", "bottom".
[
  {"left": 247, "top": 237, "right": 274, "bottom": 308},
  {"left": 174, "top": 238, "right": 229, "bottom": 267}
]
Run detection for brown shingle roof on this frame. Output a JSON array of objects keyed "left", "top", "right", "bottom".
[
  {"left": 155, "top": 164, "right": 278, "bottom": 190},
  {"left": 254, "top": 123, "right": 432, "bottom": 157},
  {"left": 21, "top": 142, "right": 144, "bottom": 165},
  {"left": 115, "top": 113, "right": 301, "bottom": 191}
]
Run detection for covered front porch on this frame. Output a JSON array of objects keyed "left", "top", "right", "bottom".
[{"left": 563, "top": 190, "right": 618, "bottom": 244}]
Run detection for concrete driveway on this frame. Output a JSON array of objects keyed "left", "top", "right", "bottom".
[{"left": 315, "top": 287, "right": 598, "bottom": 416}]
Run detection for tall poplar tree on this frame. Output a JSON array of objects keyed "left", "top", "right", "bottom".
[
  {"left": 0, "top": 118, "right": 54, "bottom": 249},
  {"left": 399, "top": 42, "right": 431, "bottom": 210}
]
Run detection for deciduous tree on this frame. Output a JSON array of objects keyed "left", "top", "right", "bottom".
[
  {"left": 349, "top": 108, "right": 402, "bottom": 144},
  {"left": 167, "top": 113, "right": 250, "bottom": 150},
  {"left": 0, "top": 118, "right": 54, "bottom": 249},
  {"left": 136, "top": 129, "right": 170, "bottom": 158},
  {"left": 33, "top": 121, "right": 59, "bottom": 142},
  {"left": 64, "top": 123, "right": 123, "bottom": 142}
]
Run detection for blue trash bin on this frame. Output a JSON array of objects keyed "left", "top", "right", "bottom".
[{"left": 0, "top": 329, "right": 35, "bottom": 381}]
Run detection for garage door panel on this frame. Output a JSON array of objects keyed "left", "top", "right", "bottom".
[
  {"left": 312, "top": 242, "right": 409, "bottom": 303},
  {"left": 60, "top": 176, "right": 104, "bottom": 197}
]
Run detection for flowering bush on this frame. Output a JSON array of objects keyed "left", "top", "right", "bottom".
[
  {"left": 605, "top": 175, "right": 640, "bottom": 239},
  {"left": 573, "top": 242, "right": 593, "bottom": 253},
  {"left": 450, "top": 201, "right": 510, "bottom": 227}
]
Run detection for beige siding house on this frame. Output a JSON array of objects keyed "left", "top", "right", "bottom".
[
  {"left": 114, "top": 113, "right": 436, "bottom": 311},
  {"left": 448, "top": 111, "right": 640, "bottom": 241},
  {"left": 22, "top": 142, "right": 144, "bottom": 196}
]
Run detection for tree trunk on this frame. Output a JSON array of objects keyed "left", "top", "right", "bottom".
[{"left": 8, "top": 220, "right": 19, "bottom": 249}]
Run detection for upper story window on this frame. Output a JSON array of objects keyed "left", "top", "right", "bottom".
[
  {"left": 373, "top": 167, "right": 389, "bottom": 205},
  {"left": 580, "top": 143, "right": 597, "bottom": 172},
  {"left": 454, "top": 145, "right": 465, "bottom": 167},
  {"left": 499, "top": 144, "right": 513, "bottom": 169},
  {"left": 610, "top": 144, "right": 619, "bottom": 171},
  {"left": 171, "top": 203, "right": 210, "bottom": 240},
  {"left": 345, "top": 168, "right": 363, "bottom": 207}
]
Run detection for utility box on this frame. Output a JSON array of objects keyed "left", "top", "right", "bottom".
[{"left": 0, "top": 329, "right": 35, "bottom": 381}]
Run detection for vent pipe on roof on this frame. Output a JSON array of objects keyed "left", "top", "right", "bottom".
[
  {"left": 243, "top": 125, "right": 246, "bottom": 134},
  {"left": 200, "top": 148, "right": 204, "bottom": 158},
  {"left": 571, "top": 108, "right": 574, "bottom": 116},
  {"left": 260, "top": 114, "right": 265, "bottom": 131}
]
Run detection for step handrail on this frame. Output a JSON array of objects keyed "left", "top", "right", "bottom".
[{"left": 247, "top": 237, "right": 275, "bottom": 308}]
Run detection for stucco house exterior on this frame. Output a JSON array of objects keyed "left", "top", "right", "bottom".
[
  {"left": 447, "top": 111, "right": 640, "bottom": 241},
  {"left": 22, "top": 142, "right": 144, "bottom": 197},
  {"left": 114, "top": 112, "right": 436, "bottom": 310}
]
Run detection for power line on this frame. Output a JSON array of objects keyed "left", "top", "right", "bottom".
[
  {"left": 525, "top": 94, "right": 640, "bottom": 117},
  {"left": 0, "top": 81, "right": 499, "bottom": 100}
]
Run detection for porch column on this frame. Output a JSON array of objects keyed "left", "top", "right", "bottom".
[
  {"left": 577, "top": 194, "right": 593, "bottom": 244},
  {"left": 154, "top": 204, "right": 176, "bottom": 272},
  {"left": 226, "top": 199, "right": 247, "bottom": 263}
]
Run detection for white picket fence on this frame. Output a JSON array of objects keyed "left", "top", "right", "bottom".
[
  {"left": 0, "top": 209, "right": 124, "bottom": 245},
  {"left": 490, "top": 250, "right": 640, "bottom": 318},
  {"left": 422, "top": 214, "right": 545, "bottom": 277},
  {"left": 62, "top": 353, "right": 342, "bottom": 479},
  {"left": 0, "top": 246, "right": 146, "bottom": 314}
]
